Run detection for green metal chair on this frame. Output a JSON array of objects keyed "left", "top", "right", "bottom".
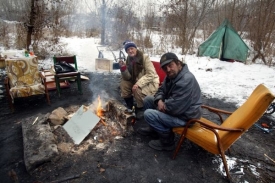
[{"left": 53, "top": 55, "right": 82, "bottom": 96}]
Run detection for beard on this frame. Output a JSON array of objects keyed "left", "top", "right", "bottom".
[{"left": 166, "top": 72, "right": 177, "bottom": 79}]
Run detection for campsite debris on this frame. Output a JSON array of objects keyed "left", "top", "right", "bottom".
[
  {"left": 32, "top": 117, "right": 38, "bottom": 125},
  {"left": 8, "top": 169, "right": 18, "bottom": 183},
  {"left": 99, "top": 168, "right": 106, "bottom": 173},
  {"left": 261, "top": 123, "right": 270, "bottom": 128},
  {"left": 231, "top": 171, "right": 244, "bottom": 175},
  {"left": 157, "top": 178, "right": 162, "bottom": 183},
  {"left": 50, "top": 174, "right": 81, "bottom": 183},
  {"left": 254, "top": 123, "right": 271, "bottom": 133},
  {"left": 264, "top": 154, "right": 275, "bottom": 164}
]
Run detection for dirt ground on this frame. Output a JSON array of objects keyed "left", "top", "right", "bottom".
[{"left": 1, "top": 71, "right": 275, "bottom": 183}]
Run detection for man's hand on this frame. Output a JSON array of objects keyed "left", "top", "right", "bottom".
[
  {"left": 119, "top": 60, "right": 126, "bottom": 67},
  {"left": 157, "top": 100, "right": 166, "bottom": 112},
  {"left": 119, "top": 60, "right": 127, "bottom": 72},
  {"left": 132, "top": 84, "right": 139, "bottom": 93}
]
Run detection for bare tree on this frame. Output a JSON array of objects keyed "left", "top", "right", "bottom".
[
  {"left": 26, "top": 0, "right": 35, "bottom": 50},
  {"left": 161, "top": 0, "right": 216, "bottom": 54},
  {"left": 83, "top": 0, "right": 114, "bottom": 45},
  {"left": 247, "top": 0, "right": 275, "bottom": 64},
  {"left": 0, "top": 0, "right": 76, "bottom": 53}
]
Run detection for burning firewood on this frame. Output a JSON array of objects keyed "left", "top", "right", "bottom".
[{"left": 100, "top": 119, "right": 108, "bottom": 126}]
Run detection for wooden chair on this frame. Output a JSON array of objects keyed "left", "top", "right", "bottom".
[
  {"left": 172, "top": 84, "right": 275, "bottom": 180},
  {"left": 4, "top": 58, "right": 50, "bottom": 112},
  {"left": 151, "top": 61, "right": 166, "bottom": 86},
  {"left": 53, "top": 55, "right": 82, "bottom": 96}
]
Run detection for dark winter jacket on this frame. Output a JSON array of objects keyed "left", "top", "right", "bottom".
[{"left": 154, "top": 64, "right": 202, "bottom": 121}]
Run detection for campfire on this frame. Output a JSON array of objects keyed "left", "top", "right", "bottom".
[
  {"left": 55, "top": 96, "right": 136, "bottom": 150},
  {"left": 21, "top": 97, "right": 137, "bottom": 172},
  {"left": 96, "top": 95, "right": 107, "bottom": 126}
]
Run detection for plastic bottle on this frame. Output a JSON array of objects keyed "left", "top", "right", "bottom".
[
  {"left": 25, "top": 49, "right": 29, "bottom": 57},
  {"left": 29, "top": 45, "right": 34, "bottom": 56}
]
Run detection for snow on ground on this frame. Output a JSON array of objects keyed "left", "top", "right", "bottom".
[
  {"left": 59, "top": 37, "right": 275, "bottom": 108},
  {"left": 1, "top": 37, "right": 275, "bottom": 108}
]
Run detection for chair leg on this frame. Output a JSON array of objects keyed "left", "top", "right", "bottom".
[
  {"left": 55, "top": 75, "right": 61, "bottom": 97},
  {"left": 4, "top": 78, "right": 14, "bottom": 112},
  {"left": 77, "top": 73, "right": 82, "bottom": 94},
  {"left": 172, "top": 133, "right": 187, "bottom": 159},
  {"left": 45, "top": 92, "right": 51, "bottom": 105},
  {"left": 7, "top": 94, "right": 14, "bottom": 112},
  {"left": 220, "top": 150, "right": 231, "bottom": 180}
]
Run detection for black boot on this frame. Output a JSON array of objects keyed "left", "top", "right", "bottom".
[
  {"left": 137, "top": 125, "right": 158, "bottom": 138},
  {"left": 124, "top": 97, "right": 134, "bottom": 111},
  {"left": 135, "top": 107, "right": 144, "bottom": 120},
  {"left": 148, "top": 131, "right": 175, "bottom": 151}
]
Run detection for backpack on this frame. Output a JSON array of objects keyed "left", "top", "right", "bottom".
[{"left": 54, "top": 61, "right": 76, "bottom": 74}]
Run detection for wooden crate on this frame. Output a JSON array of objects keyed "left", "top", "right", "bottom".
[{"left": 95, "top": 58, "right": 113, "bottom": 72}]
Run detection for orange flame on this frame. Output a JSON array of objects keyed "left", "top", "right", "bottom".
[{"left": 97, "top": 95, "right": 103, "bottom": 117}]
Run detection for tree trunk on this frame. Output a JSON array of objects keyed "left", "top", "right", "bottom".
[
  {"left": 252, "top": 51, "right": 266, "bottom": 65},
  {"left": 26, "top": 0, "right": 35, "bottom": 51},
  {"left": 100, "top": 0, "right": 106, "bottom": 45}
]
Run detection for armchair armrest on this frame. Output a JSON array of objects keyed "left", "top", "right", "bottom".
[
  {"left": 39, "top": 72, "right": 48, "bottom": 91},
  {"left": 202, "top": 104, "right": 233, "bottom": 124},
  {"left": 175, "top": 118, "right": 244, "bottom": 151},
  {"left": 175, "top": 118, "right": 244, "bottom": 161},
  {"left": 187, "top": 118, "right": 243, "bottom": 132},
  {"left": 39, "top": 71, "right": 46, "bottom": 81},
  {"left": 40, "top": 71, "right": 46, "bottom": 79}
]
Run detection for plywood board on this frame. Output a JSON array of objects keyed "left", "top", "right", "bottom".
[{"left": 63, "top": 106, "right": 100, "bottom": 145}]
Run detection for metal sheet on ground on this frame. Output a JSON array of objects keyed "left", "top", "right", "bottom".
[{"left": 63, "top": 105, "right": 100, "bottom": 145}]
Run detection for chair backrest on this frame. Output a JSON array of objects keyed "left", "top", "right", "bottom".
[
  {"left": 53, "top": 55, "right": 78, "bottom": 70},
  {"left": 151, "top": 61, "right": 166, "bottom": 85},
  {"left": 219, "top": 84, "right": 275, "bottom": 148},
  {"left": 5, "top": 58, "right": 41, "bottom": 87}
]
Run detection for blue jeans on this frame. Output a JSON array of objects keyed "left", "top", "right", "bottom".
[{"left": 143, "top": 96, "right": 187, "bottom": 133}]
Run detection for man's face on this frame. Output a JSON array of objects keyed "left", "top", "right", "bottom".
[
  {"left": 161, "top": 61, "right": 181, "bottom": 79},
  {"left": 126, "top": 47, "right": 137, "bottom": 57}
]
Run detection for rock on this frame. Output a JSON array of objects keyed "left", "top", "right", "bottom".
[
  {"left": 22, "top": 114, "right": 59, "bottom": 172},
  {"left": 49, "top": 107, "right": 68, "bottom": 125}
]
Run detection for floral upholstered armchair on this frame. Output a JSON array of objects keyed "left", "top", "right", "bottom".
[{"left": 4, "top": 57, "right": 50, "bottom": 111}]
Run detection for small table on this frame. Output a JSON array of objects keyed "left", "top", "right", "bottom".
[{"left": 43, "top": 70, "right": 70, "bottom": 91}]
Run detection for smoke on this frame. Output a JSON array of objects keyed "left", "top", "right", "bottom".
[{"left": 88, "top": 73, "right": 120, "bottom": 111}]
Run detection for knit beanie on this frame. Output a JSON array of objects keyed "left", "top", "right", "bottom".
[{"left": 123, "top": 40, "right": 137, "bottom": 52}]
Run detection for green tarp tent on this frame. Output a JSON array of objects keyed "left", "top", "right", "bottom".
[{"left": 198, "top": 19, "right": 249, "bottom": 62}]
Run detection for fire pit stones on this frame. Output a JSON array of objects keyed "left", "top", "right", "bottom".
[{"left": 22, "top": 99, "right": 134, "bottom": 173}]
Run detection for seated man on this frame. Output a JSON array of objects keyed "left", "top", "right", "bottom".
[
  {"left": 119, "top": 40, "right": 159, "bottom": 115},
  {"left": 138, "top": 52, "right": 202, "bottom": 151}
]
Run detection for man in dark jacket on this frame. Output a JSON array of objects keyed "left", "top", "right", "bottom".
[{"left": 138, "top": 52, "right": 202, "bottom": 151}]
